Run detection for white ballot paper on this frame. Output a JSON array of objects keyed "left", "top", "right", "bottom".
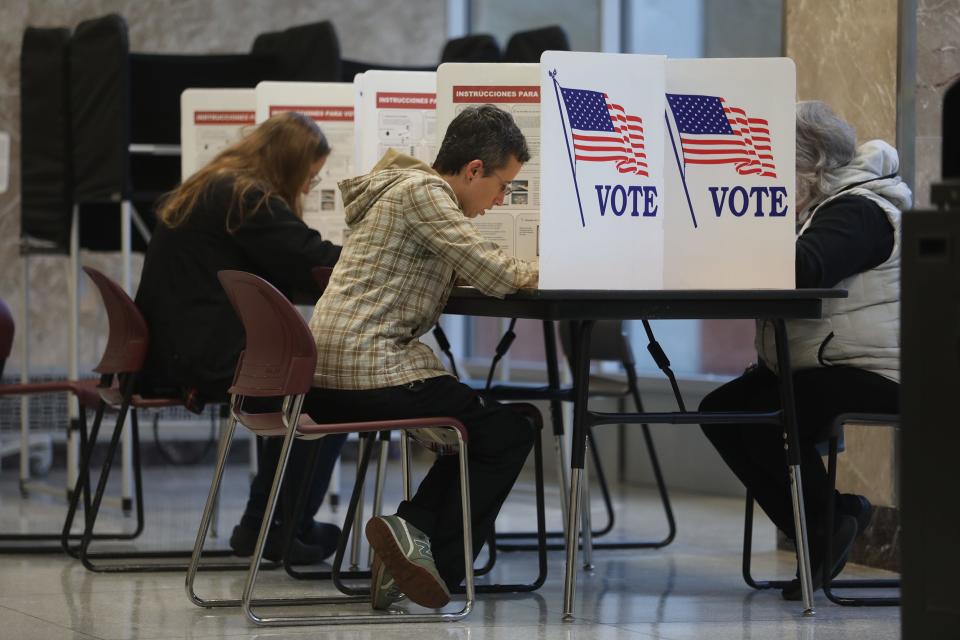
[
  {"left": 255, "top": 81, "right": 355, "bottom": 244},
  {"left": 437, "top": 63, "right": 541, "bottom": 264},
  {"left": 355, "top": 70, "right": 437, "bottom": 174},
  {"left": 180, "top": 89, "right": 255, "bottom": 181},
  {"left": 663, "top": 58, "right": 795, "bottom": 289},
  {"left": 539, "top": 52, "right": 667, "bottom": 289}
]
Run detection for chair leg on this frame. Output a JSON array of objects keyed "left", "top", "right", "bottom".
[
  {"left": 741, "top": 491, "right": 793, "bottom": 590},
  {"left": 281, "top": 438, "right": 322, "bottom": 579},
  {"left": 72, "top": 390, "right": 249, "bottom": 572},
  {"left": 77, "top": 387, "right": 134, "bottom": 571},
  {"left": 455, "top": 404, "right": 548, "bottom": 593},
  {"left": 284, "top": 438, "right": 369, "bottom": 582},
  {"left": 349, "top": 434, "right": 367, "bottom": 570},
  {"left": 821, "top": 437, "right": 900, "bottom": 606},
  {"left": 256, "top": 426, "right": 473, "bottom": 625},
  {"left": 186, "top": 416, "right": 242, "bottom": 607},
  {"left": 62, "top": 399, "right": 107, "bottom": 557},
  {"left": 0, "top": 402, "right": 133, "bottom": 552},
  {"left": 366, "top": 430, "right": 391, "bottom": 567}
]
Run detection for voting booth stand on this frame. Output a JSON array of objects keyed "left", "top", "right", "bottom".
[{"left": 539, "top": 52, "right": 795, "bottom": 290}]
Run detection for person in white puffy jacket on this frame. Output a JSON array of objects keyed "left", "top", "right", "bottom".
[{"left": 700, "top": 100, "right": 911, "bottom": 600}]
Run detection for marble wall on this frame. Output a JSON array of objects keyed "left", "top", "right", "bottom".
[
  {"left": 914, "top": 0, "right": 960, "bottom": 207},
  {"left": 0, "top": 0, "right": 446, "bottom": 375},
  {"left": 782, "top": 0, "right": 958, "bottom": 569},
  {"left": 785, "top": 0, "right": 901, "bottom": 512},
  {"left": 786, "top": 0, "right": 899, "bottom": 144}
]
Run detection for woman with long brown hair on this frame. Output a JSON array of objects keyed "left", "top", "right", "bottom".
[{"left": 136, "top": 111, "right": 343, "bottom": 564}]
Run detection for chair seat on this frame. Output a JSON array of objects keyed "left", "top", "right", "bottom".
[
  {"left": 98, "top": 387, "right": 182, "bottom": 410},
  {"left": 0, "top": 378, "right": 104, "bottom": 410},
  {"left": 234, "top": 409, "right": 468, "bottom": 450}
]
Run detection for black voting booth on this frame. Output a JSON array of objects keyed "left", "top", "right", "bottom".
[
  {"left": 20, "top": 27, "right": 73, "bottom": 253},
  {"left": 20, "top": 14, "right": 345, "bottom": 255},
  {"left": 901, "top": 78, "right": 960, "bottom": 639},
  {"left": 19, "top": 15, "right": 521, "bottom": 254},
  {"left": 68, "top": 14, "right": 341, "bottom": 252}
]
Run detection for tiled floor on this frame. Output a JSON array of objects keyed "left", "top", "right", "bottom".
[{"left": 0, "top": 458, "right": 901, "bottom": 639}]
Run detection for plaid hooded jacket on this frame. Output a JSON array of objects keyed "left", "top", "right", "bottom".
[{"left": 309, "top": 149, "right": 538, "bottom": 390}]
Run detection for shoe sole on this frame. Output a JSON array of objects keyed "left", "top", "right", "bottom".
[
  {"left": 365, "top": 518, "right": 450, "bottom": 609},
  {"left": 370, "top": 555, "right": 392, "bottom": 611}
]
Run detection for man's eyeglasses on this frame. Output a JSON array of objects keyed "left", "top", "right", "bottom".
[{"left": 490, "top": 170, "right": 513, "bottom": 197}]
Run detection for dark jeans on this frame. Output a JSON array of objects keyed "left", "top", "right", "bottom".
[
  {"left": 243, "top": 433, "right": 347, "bottom": 534},
  {"left": 188, "top": 379, "right": 346, "bottom": 535},
  {"left": 302, "top": 375, "right": 537, "bottom": 589},
  {"left": 699, "top": 364, "right": 898, "bottom": 540}
]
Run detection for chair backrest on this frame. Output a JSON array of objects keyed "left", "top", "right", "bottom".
[
  {"left": 440, "top": 34, "right": 502, "bottom": 63},
  {"left": 251, "top": 20, "right": 341, "bottom": 81},
  {"left": 82, "top": 266, "right": 149, "bottom": 375},
  {"left": 558, "top": 320, "right": 633, "bottom": 366},
  {"left": 0, "top": 298, "right": 14, "bottom": 378},
  {"left": 504, "top": 25, "right": 570, "bottom": 63},
  {"left": 217, "top": 270, "right": 317, "bottom": 397}
]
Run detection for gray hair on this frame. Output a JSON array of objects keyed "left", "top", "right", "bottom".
[{"left": 795, "top": 101, "right": 857, "bottom": 208}]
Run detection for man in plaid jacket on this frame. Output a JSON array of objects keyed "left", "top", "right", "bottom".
[{"left": 306, "top": 105, "right": 540, "bottom": 609}]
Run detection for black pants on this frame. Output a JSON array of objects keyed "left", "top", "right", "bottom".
[
  {"left": 699, "top": 364, "right": 898, "bottom": 540},
  {"left": 191, "top": 379, "right": 345, "bottom": 534},
  {"left": 243, "top": 433, "right": 347, "bottom": 533},
  {"left": 303, "top": 376, "right": 537, "bottom": 589}
]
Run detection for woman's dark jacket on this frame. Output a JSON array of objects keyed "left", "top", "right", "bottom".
[{"left": 135, "top": 176, "right": 340, "bottom": 403}]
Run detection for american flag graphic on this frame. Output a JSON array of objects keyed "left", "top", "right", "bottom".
[
  {"left": 560, "top": 87, "right": 648, "bottom": 176},
  {"left": 666, "top": 94, "right": 777, "bottom": 178}
]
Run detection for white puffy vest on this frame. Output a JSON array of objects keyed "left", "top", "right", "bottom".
[{"left": 756, "top": 188, "right": 901, "bottom": 382}]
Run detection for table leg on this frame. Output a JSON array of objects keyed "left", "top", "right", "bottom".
[
  {"left": 543, "top": 321, "right": 570, "bottom": 531},
  {"left": 581, "top": 439, "right": 594, "bottom": 569},
  {"left": 562, "top": 319, "right": 595, "bottom": 621},
  {"left": 773, "top": 318, "right": 815, "bottom": 616}
]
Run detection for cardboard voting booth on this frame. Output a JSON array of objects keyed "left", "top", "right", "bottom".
[
  {"left": 255, "top": 81, "right": 355, "bottom": 243},
  {"left": 664, "top": 58, "right": 795, "bottom": 289},
  {"left": 437, "top": 63, "right": 541, "bottom": 263},
  {"left": 539, "top": 51, "right": 667, "bottom": 289},
  {"left": 539, "top": 52, "right": 795, "bottom": 290},
  {"left": 180, "top": 89, "right": 255, "bottom": 181},
  {"left": 354, "top": 70, "right": 437, "bottom": 174}
]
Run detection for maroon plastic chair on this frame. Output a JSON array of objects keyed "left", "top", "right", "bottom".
[
  {"left": 0, "top": 296, "right": 124, "bottom": 552},
  {"left": 60, "top": 266, "right": 240, "bottom": 572},
  {"left": 187, "top": 270, "right": 476, "bottom": 625}
]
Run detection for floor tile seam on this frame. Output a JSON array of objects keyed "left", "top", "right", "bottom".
[{"left": 0, "top": 601, "right": 105, "bottom": 639}]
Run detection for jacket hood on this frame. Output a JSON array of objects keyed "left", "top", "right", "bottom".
[
  {"left": 338, "top": 149, "right": 443, "bottom": 225},
  {"left": 832, "top": 139, "right": 913, "bottom": 211}
]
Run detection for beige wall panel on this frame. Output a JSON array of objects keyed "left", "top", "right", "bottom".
[{"left": 786, "top": 0, "right": 898, "bottom": 144}]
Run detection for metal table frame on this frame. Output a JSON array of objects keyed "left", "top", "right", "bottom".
[{"left": 443, "top": 287, "right": 846, "bottom": 620}]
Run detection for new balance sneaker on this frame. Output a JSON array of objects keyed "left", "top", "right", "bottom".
[
  {"left": 371, "top": 552, "right": 405, "bottom": 610},
  {"left": 365, "top": 515, "right": 451, "bottom": 608}
]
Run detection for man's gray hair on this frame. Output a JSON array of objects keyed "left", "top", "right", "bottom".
[{"left": 796, "top": 100, "right": 857, "bottom": 208}]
